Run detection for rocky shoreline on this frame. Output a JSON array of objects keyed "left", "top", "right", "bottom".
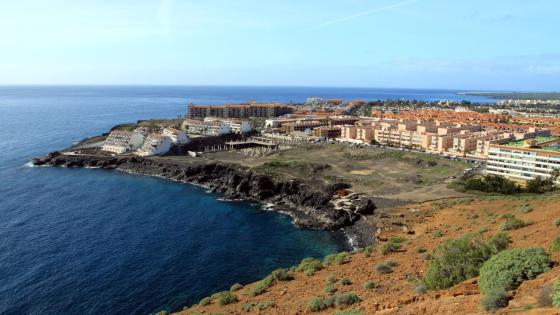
[{"left": 33, "top": 152, "right": 378, "bottom": 247}]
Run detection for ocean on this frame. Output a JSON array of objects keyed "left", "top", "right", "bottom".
[{"left": 0, "top": 86, "right": 493, "bottom": 314}]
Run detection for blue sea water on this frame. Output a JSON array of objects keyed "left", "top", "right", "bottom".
[{"left": 0, "top": 86, "right": 493, "bottom": 315}]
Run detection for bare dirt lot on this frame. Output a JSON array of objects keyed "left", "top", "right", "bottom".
[{"left": 163, "top": 143, "right": 470, "bottom": 203}]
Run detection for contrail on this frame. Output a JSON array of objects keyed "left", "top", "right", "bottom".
[{"left": 310, "top": 0, "right": 425, "bottom": 30}]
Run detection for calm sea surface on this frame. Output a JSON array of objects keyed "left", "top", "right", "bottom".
[{"left": 0, "top": 86, "right": 493, "bottom": 314}]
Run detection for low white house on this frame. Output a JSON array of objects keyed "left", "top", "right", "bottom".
[
  {"left": 223, "top": 119, "right": 252, "bottom": 134},
  {"left": 102, "top": 130, "right": 145, "bottom": 154},
  {"left": 136, "top": 134, "right": 172, "bottom": 157},
  {"left": 182, "top": 119, "right": 231, "bottom": 136},
  {"left": 163, "top": 127, "right": 189, "bottom": 144}
]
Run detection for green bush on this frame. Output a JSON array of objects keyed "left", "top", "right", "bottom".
[
  {"left": 198, "top": 296, "right": 213, "bottom": 306},
  {"left": 363, "top": 280, "right": 375, "bottom": 289},
  {"left": 364, "top": 245, "right": 374, "bottom": 257},
  {"left": 431, "top": 229, "right": 444, "bottom": 238},
  {"left": 270, "top": 268, "right": 294, "bottom": 281},
  {"left": 307, "top": 297, "right": 327, "bottom": 312},
  {"left": 551, "top": 237, "right": 560, "bottom": 252},
  {"left": 240, "top": 302, "right": 255, "bottom": 312},
  {"left": 552, "top": 280, "right": 560, "bottom": 307},
  {"left": 479, "top": 247, "right": 550, "bottom": 295},
  {"left": 375, "top": 263, "right": 394, "bottom": 274},
  {"left": 256, "top": 300, "right": 275, "bottom": 310},
  {"left": 297, "top": 257, "right": 323, "bottom": 276},
  {"left": 324, "top": 283, "right": 336, "bottom": 294},
  {"left": 555, "top": 218, "right": 560, "bottom": 227},
  {"left": 380, "top": 237, "right": 405, "bottom": 255},
  {"left": 500, "top": 216, "right": 528, "bottom": 231},
  {"left": 324, "top": 252, "right": 350, "bottom": 265},
  {"left": 339, "top": 277, "right": 352, "bottom": 285},
  {"left": 250, "top": 276, "right": 274, "bottom": 296},
  {"left": 332, "top": 292, "right": 361, "bottom": 306},
  {"left": 463, "top": 174, "right": 521, "bottom": 194},
  {"left": 423, "top": 233, "right": 511, "bottom": 289},
  {"left": 230, "top": 283, "right": 243, "bottom": 292},
  {"left": 480, "top": 288, "right": 509, "bottom": 312},
  {"left": 326, "top": 273, "right": 336, "bottom": 285},
  {"left": 217, "top": 291, "right": 238, "bottom": 305}
]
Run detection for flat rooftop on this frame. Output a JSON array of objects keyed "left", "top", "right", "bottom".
[{"left": 503, "top": 136, "right": 560, "bottom": 152}]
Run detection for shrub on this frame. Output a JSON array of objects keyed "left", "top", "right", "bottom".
[
  {"left": 516, "top": 204, "right": 533, "bottom": 213},
  {"left": 339, "top": 277, "right": 352, "bottom": 285},
  {"left": 363, "top": 280, "right": 375, "bottom": 289},
  {"left": 375, "top": 263, "right": 393, "bottom": 274},
  {"left": 551, "top": 237, "right": 560, "bottom": 252},
  {"left": 326, "top": 273, "right": 336, "bottom": 285},
  {"left": 250, "top": 276, "right": 273, "bottom": 296},
  {"left": 416, "top": 247, "right": 427, "bottom": 253},
  {"left": 297, "top": 257, "right": 323, "bottom": 276},
  {"left": 500, "top": 217, "right": 528, "bottom": 231},
  {"left": 463, "top": 174, "right": 521, "bottom": 194},
  {"left": 364, "top": 245, "right": 374, "bottom": 257},
  {"left": 324, "top": 283, "right": 336, "bottom": 294},
  {"left": 307, "top": 297, "right": 327, "bottom": 312},
  {"left": 479, "top": 247, "right": 550, "bottom": 295},
  {"left": 323, "top": 293, "right": 361, "bottom": 307},
  {"left": 198, "top": 296, "right": 213, "bottom": 306},
  {"left": 381, "top": 242, "right": 401, "bottom": 255},
  {"left": 256, "top": 300, "right": 275, "bottom": 310},
  {"left": 217, "top": 291, "right": 238, "bottom": 306},
  {"left": 431, "top": 229, "right": 444, "bottom": 239},
  {"left": 270, "top": 268, "right": 294, "bottom": 281},
  {"left": 324, "top": 252, "right": 350, "bottom": 265},
  {"left": 552, "top": 280, "right": 560, "bottom": 307},
  {"left": 380, "top": 237, "right": 405, "bottom": 255},
  {"left": 555, "top": 218, "right": 560, "bottom": 227},
  {"left": 480, "top": 288, "right": 509, "bottom": 312},
  {"left": 240, "top": 302, "right": 255, "bottom": 312},
  {"left": 423, "top": 233, "right": 511, "bottom": 289},
  {"left": 230, "top": 283, "right": 243, "bottom": 292}
]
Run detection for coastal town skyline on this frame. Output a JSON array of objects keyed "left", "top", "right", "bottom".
[{"left": 1, "top": 0, "right": 559, "bottom": 90}]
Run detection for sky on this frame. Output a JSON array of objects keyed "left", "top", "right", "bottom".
[{"left": 0, "top": 0, "right": 559, "bottom": 90}]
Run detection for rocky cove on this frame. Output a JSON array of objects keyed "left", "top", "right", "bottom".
[{"left": 32, "top": 152, "right": 378, "bottom": 247}]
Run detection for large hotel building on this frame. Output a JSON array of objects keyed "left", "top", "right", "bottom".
[
  {"left": 486, "top": 137, "right": 560, "bottom": 181},
  {"left": 187, "top": 103, "right": 293, "bottom": 119}
]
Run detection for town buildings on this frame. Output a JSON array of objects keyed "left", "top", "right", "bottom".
[
  {"left": 137, "top": 134, "right": 172, "bottom": 157},
  {"left": 101, "top": 130, "right": 145, "bottom": 154},
  {"left": 203, "top": 117, "right": 253, "bottom": 134},
  {"left": 187, "top": 103, "right": 293, "bottom": 119},
  {"left": 163, "top": 127, "right": 189, "bottom": 144},
  {"left": 182, "top": 119, "right": 231, "bottom": 136},
  {"left": 486, "top": 137, "right": 560, "bottom": 181}
]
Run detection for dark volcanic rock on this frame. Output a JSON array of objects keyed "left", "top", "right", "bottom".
[{"left": 32, "top": 153, "right": 376, "bottom": 236}]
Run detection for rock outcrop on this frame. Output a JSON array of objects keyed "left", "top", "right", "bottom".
[{"left": 33, "top": 152, "right": 376, "bottom": 233}]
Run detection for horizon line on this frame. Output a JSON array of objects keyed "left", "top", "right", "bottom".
[{"left": 0, "top": 83, "right": 553, "bottom": 93}]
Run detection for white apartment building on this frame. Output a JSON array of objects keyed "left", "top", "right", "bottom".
[
  {"left": 182, "top": 119, "right": 231, "bottom": 136},
  {"left": 102, "top": 130, "right": 145, "bottom": 154},
  {"left": 487, "top": 137, "right": 560, "bottom": 181},
  {"left": 163, "top": 127, "right": 189, "bottom": 144},
  {"left": 137, "top": 134, "right": 172, "bottom": 157}
]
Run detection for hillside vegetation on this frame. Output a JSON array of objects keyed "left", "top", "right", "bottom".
[{"left": 176, "top": 193, "right": 560, "bottom": 314}]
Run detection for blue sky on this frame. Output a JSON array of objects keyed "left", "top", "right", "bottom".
[{"left": 1, "top": 0, "right": 559, "bottom": 90}]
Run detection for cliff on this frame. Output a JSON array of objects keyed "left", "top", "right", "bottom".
[{"left": 33, "top": 152, "right": 376, "bottom": 242}]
